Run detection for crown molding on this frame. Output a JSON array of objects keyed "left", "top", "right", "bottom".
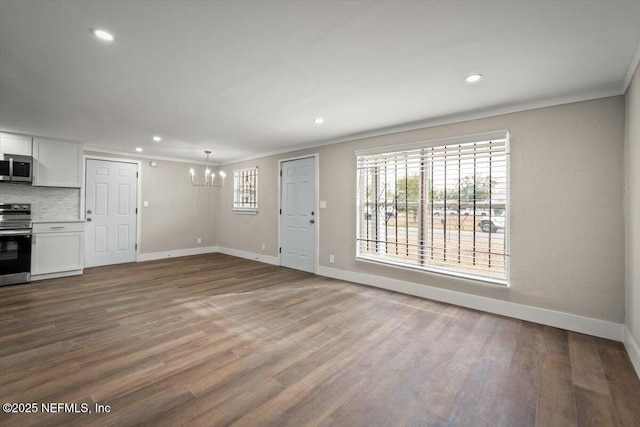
[
  {"left": 621, "top": 38, "right": 640, "bottom": 94},
  {"left": 219, "top": 88, "right": 620, "bottom": 166},
  {"left": 84, "top": 146, "right": 217, "bottom": 166}
]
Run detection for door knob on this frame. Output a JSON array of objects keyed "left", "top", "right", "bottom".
[
  {"left": 86, "top": 218, "right": 92, "bottom": 222},
  {"left": 87, "top": 210, "right": 92, "bottom": 214},
  {"left": 310, "top": 219, "right": 315, "bottom": 224}
]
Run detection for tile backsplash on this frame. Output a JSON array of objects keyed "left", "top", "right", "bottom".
[{"left": 0, "top": 185, "right": 80, "bottom": 220}]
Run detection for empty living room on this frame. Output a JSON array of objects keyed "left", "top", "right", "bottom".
[{"left": 1, "top": 1, "right": 639, "bottom": 426}]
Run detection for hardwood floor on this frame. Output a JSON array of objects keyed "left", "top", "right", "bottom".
[{"left": 0, "top": 253, "right": 638, "bottom": 426}]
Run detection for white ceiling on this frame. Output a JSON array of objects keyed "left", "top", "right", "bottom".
[{"left": 1, "top": 0, "right": 639, "bottom": 165}]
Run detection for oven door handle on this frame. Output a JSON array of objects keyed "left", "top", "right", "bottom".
[{"left": 0, "top": 230, "right": 32, "bottom": 236}]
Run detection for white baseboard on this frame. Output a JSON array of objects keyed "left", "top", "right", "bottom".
[
  {"left": 317, "top": 266, "right": 624, "bottom": 342},
  {"left": 31, "top": 269, "right": 83, "bottom": 281},
  {"left": 137, "top": 245, "right": 280, "bottom": 266},
  {"left": 623, "top": 326, "right": 640, "bottom": 379},
  {"left": 216, "top": 246, "right": 280, "bottom": 266},
  {"left": 138, "top": 246, "right": 219, "bottom": 262}
]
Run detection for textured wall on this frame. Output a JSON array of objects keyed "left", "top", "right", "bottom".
[
  {"left": 217, "top": 96, "right": 626, "bottom": 323},
  {"left": 139, "top": 157, "right": 217, "bottom": 254},
  {"left": 625, "top": 64, "right": 640, "bottom": 344},
  {"left": 0, "top": 184, "right": 80, "bottom": 219},
  {"left": 215, "top": 159, "right": 278, "bottom": 256}
]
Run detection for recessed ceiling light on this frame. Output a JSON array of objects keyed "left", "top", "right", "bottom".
[
  {"left": 314, "top": 117, "right": 324, "bottom": 124},
  {"left": 135, "top": 147, "right": 143, "bottom": 152},
  {"left": 92, "top": 29, "right": 114, "bottom": 42},
  {"left": 465, "top": 74, "right": 483, "bottom": 83},
  {"left": 152, "top": 136, "right": 162, "bottom": 142}
]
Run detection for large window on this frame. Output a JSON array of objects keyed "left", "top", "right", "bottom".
[
  {"left": 233, "top": 167, "right": 258, "bottom": 213},
  {"left": 356, "top": 131, "right": 509, "bottom": 284}
]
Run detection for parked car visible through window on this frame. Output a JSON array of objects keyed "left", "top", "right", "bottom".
[{"left": 477, "top": 210, "right": 505, "bottom": 233}]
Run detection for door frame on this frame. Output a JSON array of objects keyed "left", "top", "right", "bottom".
[
  {"left": 82, "top": 154, "right": 142, "bottom": 263},
  {"left": 278, "top": 153, "right": 319, "bottom": 273}
]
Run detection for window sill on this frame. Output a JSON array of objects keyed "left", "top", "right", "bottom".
[
  {"left": 233, "top": 209, "right": 258, "bottom": 215},
  {"left": 356, "top": 255, "right": 509, "bottom": 287}
]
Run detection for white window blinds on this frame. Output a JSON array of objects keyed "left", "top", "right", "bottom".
[{"left": 356, "top": 132, "right": 509, "bottom": 284}]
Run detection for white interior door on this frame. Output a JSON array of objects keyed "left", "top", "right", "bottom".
[
  {"left": 85, "top": 159, "right": 138, "bottom": 267},
  {"left": 280, "top": 157, "right": 316, "bottom": 273}
]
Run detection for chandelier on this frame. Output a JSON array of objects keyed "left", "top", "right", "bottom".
[{"left": 190, "top": 150, "right": 225, "bottom": 187}]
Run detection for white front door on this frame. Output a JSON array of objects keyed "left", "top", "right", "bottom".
[
  {"left": 280, "top": 157, "right": 316, "bottom": 273},
  {"left": 85, "top": 159, "right": 138, "bottom": 267}
]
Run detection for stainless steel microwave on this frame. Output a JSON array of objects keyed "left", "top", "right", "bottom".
[{"left": 0, "top": 154, "right": 33, "bottom": 183}]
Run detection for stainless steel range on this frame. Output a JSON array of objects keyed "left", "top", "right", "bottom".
[{"left": 0, "top": 203, "right": 32, "bottom": 286}]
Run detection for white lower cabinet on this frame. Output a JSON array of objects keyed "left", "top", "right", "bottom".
[{"left": 32, "top": 222, "right": 85, "bottom": 280}]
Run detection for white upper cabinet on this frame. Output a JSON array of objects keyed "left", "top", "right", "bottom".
[
  {"left": 0, "top": 132, "right": 32, "bottom": 156},
  {"left": 32, "top": 138, "right": 83, "bottom": 188}
]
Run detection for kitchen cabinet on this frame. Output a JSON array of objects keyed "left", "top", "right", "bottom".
[
  {"left": 32, "top": 138, "right": 83, "bottom": 188},
  {"left": 0, "top": 132, "right": 32, "bottom": 156},
  {"left": 31, "top": 221, "right": 84, "bottom": 280}
]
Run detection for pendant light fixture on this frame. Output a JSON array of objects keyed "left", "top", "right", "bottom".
[{"left": 190, "top": 150, "right": 225, "bottom": 187}]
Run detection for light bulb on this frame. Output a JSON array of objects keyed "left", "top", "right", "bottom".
[
  {"left": 92, "top": 29, "right": 114, "bottom": 42},
  {"left": 465, "top": 74, "right": 483, "bottom": 83}
]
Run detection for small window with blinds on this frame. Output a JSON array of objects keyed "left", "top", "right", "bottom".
[
  {"left": 356, "top": 131, "right": 509, "bottom": 284},
  {"left": 233, "top": 167, "right": 258, "bottom": 213}
]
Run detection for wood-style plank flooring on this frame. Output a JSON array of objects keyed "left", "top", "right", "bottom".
[{"left": 0, "top": 253, "right": 638, "bottom": 426}]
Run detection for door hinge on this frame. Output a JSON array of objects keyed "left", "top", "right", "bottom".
[
  {"left": 135, "top": 244, "right": 138, "bottom": 250},
  {"left": 136, "top": 172, "right": 139, "bottom": 178},
  {"left": 136, "top": 208, "right": 138, "bottom": 214},
  {"left": 279, "top": 208, "right": 281, "bottom": 214},
  {"left": 279, "top": 247, "right": 281, "bottom": 253},
  {"left": 280, "top": 170, "right": 282, "bottom": 177}
]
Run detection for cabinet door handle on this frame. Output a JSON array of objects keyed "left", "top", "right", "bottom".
[{"left": 50, "top": 226, "right": 65, "bottom": 229}]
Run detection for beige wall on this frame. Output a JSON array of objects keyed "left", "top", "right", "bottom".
[
  {"left": 625, "top": 64, "right": 640, "bottom": 344},
  {"left": 84, "top": 152, "right": 217, "bottom": 254},
  {"left": 215, "top": 159, "right": 280, "bottom": 256},
  {"left": 217, "top": 96, "right": 626, "bottom": 323}
]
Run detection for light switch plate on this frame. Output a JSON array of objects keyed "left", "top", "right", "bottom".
[{"left": 320, "top": 201, "right": 327, "bottom": 209}]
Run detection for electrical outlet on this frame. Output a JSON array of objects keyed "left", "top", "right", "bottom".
[
  {"left": 197, "top": 237, "right": 202, "bottom": 244},
  {"left": 329, "top": 254, "right": 335, "bottom": 264},
  {"left": 261, "top": 243, "right": 266, "bottom": 251}
]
